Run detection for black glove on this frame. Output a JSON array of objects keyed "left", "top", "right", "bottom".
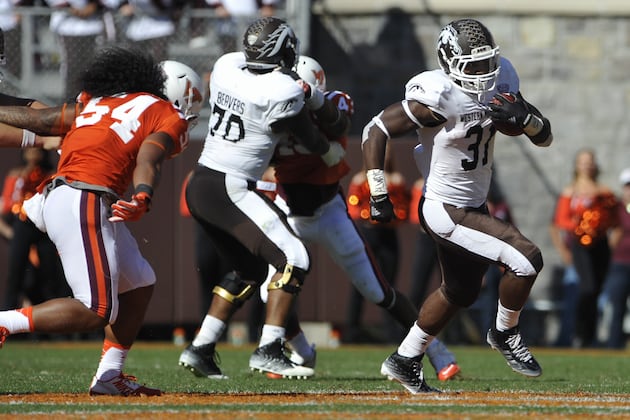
[
  {"left": 487, "top": 92, "right": 530, "bottom": 127},
  {"left": 369, "top": 194, "right": 395, "bottom": 223}
]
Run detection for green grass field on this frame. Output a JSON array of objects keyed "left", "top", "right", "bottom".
[{"left": 0, "top": 340, "right": 628, "bottom": 418}]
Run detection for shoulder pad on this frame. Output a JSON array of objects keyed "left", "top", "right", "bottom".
[
  {"left": 325, "top": 90, "right": 354, "bottom": 116},
  {"left": 495, "top": 57, "right": 520, "bottom": 94},
  {"left": 214, "top": 52, "right": 247, "bottom": 71},
  {"left": 260, "top": 72, "right": 305, "bottom": 122},
  {"left": 404, "top": 70, "right": 452, "bottom": 109}
]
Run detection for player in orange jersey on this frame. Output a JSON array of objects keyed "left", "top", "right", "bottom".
[{"left": 0, "top": 46, "right": 202, "bottom": 396}]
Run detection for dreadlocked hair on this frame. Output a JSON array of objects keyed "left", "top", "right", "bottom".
[{"left": 80, "top": 46, "right": 167, "bottom": 100}]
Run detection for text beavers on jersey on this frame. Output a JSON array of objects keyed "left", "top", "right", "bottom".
[{"left": 216, "top": 91, "right": 245, "bottom": 115}]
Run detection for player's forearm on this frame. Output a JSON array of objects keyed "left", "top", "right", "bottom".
[
  {"left": 522, "top": 100, "right": 553, "bottom": 147},
  {"left": 313, "top": 100, "right": 349, "bottom": 140},
  {"left": 0, "top": 106, "right": 67, "bottom": 135}
]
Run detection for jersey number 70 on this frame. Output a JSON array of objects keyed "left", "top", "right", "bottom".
[{"left": 209, "top": 103, "right": 245, "bottom": 142}]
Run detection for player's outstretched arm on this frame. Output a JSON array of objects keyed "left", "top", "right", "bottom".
[{"left": 0, "top": 104, "right": 76, "bottom": 136}]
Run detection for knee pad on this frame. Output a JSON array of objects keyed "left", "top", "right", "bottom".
[
  {"left": 267, "top": 264, "right": 306, "bottom": 295},
  {"left": 212, "top": 272, "right": 255, "bottom": 308},
  {"left": 377, "top": 287, "right": 396, "bottom": 309}
]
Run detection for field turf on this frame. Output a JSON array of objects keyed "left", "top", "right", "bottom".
[{"left": 0, "top": 340, "right": 628, "bottom": 418}]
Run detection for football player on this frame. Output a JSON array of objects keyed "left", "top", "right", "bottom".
[
  {"left": 257, "top": 55, "right": 460, "bottom": 381},
  {"left": 0, "top": 47, "right": 202, "bottom": 396},
  {"left": 178, "top": 17, "right": 343, "bottom": 380},
  {"left": 362, "top": 19, "right": 552, "bottom": 393}
]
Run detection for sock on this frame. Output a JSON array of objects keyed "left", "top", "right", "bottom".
[
  {"left": 259, "top": 324, "right": 285, "bottom": 347},
  {"left": 95, "top": 339, "right": 129, "bottom": 381},
  {"left": 397, "top": 322, "right": 433, "bottom": 358},
  {"left": 287, "top": 331, "right": 314, "bottom": 363},
  {"left": 0, "top": 308, "right": 34, "bottom": 334},
  {"left": 495, "top": 301, "right": 520, "bottom": 332},
  {"left": 192, "top": 315, "right": 226, "bottom": 347}
]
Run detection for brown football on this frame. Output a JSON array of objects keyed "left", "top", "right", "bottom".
[{"left": 490, "top": 93, "right": 524, "bottom": 136}]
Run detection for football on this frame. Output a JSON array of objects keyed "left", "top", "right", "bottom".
[{"left": 490, "top": 93, "right": 524, "bottom": 136}]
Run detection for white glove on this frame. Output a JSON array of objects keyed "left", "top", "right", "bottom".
[{"left": 321, "top": 141, "right": 345, "bottom": 167}]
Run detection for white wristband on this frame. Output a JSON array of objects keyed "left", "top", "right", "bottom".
[
  {"left": 522, "top": 114, "right": 543, "bottom": 137},
  {"left": 366, "top": 169, "right": 388, "bottom": 196},
  {"left": 21, "top": 129, "right": 36, "bottom": 148}
]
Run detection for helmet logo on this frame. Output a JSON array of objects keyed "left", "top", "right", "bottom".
[
  {"left": 186, "top": 79, "right": 203, "bottom": 105},
  {"left": 257, "top": 23, "right": 294, "bottom": 61},
  {"left": 438, "top": 25, "right": 461, "bottom": 57},
  {"left": 312, "top": 69, "right": 325, "bottom": 87}
]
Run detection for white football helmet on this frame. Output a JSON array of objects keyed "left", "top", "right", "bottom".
[
  {"left": 436, "top": 19, "right": 500, "bottom": 100},
  {"left": 295, "top": 55, "right": 326, "bottom": 92},
  {"left": 161, "top": 60, "right": 204, "bottom": 126}
]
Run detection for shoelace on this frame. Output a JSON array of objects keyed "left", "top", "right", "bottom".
[
  {"left": 505, "top": 333, "right": 533, "bottom": 362},
  {"left": 112, "top": 374, "right": 141, "bottom": 395},
  {"left": 409, "top": 360, "right": 424, "bottom": 386}
]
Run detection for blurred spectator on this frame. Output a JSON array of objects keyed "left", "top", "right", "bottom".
[
  {"left": 118, "top": 0, "right": 183, "bottom": 62},
  {"left": 0, "top": 148, "right": 69, "bottom": 310},
  {"left": 0, "top": 0, "right": 24, "bottom": 79},
  {"left": 346, "top": 145, "right": 410, "bottom": 343},
  {"left": 550, "top": 148, "right": 619, "bottom": 348},
  {"left": 45, "top": 0, "right": 116, "bottom": 101},
  {"left": 189, "top": 0, "right": 277, "bottom": 51},
  {"left": 599, "top": 168, "right": 630, "bottom": 348}
]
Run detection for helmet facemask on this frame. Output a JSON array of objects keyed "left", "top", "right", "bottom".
[
  {"left": 437, "top": 20, "right": 501, "bottom": 101},
  {"left": 161, "top": 60, "right": 204, "bottom": 130}
]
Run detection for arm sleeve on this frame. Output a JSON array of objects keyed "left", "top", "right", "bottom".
[{"left": 553, "top": 195, "right": 576, "bottom": 231}]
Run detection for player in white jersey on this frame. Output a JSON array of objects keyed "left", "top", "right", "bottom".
[
  {"left": 256, "top": 55, "right": 460, "bottom": 381},
  {"left": 361, "top": 19, "right": 553, "bottom": 394},
  {"left": 179, "top": 17, "right": 345, "bottom": 380}
]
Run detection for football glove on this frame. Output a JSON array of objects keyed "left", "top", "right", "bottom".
[
  {"left": 488, "top": 92, "right": 545, "bottom": 137},
  {"left": 487, "top": 92, "right": 530, "bottom": 127},
  {"left": 109, "top": 192, "right": 152, "bottom": 223},
  {"left": 370, "top": 194, "right": 395, "bottom": 223}
]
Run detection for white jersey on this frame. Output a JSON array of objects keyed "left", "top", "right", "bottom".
[
  {"left": 198, "top": 52, "right": 305, "bottom": 180},
  {"left": 408, "top": 56, "right": 519, "bottom": 208}
]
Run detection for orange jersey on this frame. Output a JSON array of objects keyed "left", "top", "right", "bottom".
[
  {"left": 409, "top": 183, "right": 423, "bottom": 225},
  {"left": 51, "top": 92, "right": 188, "bottom": 196},
  {"left": 273, "top": 90, "right": 353, "bottom": 185},
  {"left": 347, "top": 177, "right": 410, "bottom": 225},
  {"left": 554, "top": 192, "right": 620, "bottom": 246}
]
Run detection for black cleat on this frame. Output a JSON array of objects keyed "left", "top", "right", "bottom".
[
  {"left": 179, "top": 343, "right": 228, "bottom": 379},
  {"left": 487, "top": 326, "right": 542, "bottom": 377},
  {"left": 249, "top": 338, "right": 314, "bottom": 379},
  {"left": 380, "top": 351, "right": 441, "bottom": 394}
]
